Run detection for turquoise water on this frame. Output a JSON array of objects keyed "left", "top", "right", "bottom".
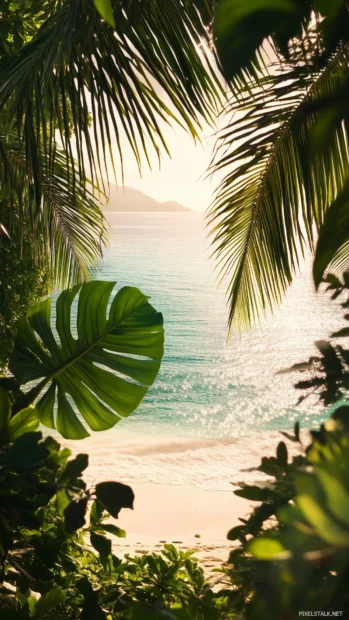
[{"left": 70, "top": 211, "right": 344, "bottom": 489}]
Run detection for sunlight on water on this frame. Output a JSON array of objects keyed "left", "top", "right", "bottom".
[{"left": 65, "top": 212, "right": 344, "bottom": 490}]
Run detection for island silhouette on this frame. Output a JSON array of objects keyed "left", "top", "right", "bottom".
[{"left": 103, "top": 185, "right": 192, "bottom": 212}]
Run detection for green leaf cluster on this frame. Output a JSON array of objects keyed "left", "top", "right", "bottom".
[
  {"left": 219, "top": 299, "right": 349, "bottom": 616},
  {"left": 0, "top": 423, "right": 219, "bottom": 618},
  {"left": 0, "top": 0, "right": 221, "bottom": 360},
  {"left": 280, "top": 274, "right": 349, "bottom": 405}
]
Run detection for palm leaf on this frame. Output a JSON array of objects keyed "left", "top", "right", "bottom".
[
  {"left": 208, "top": 41, "right": 349, "bottom": 330},
  {"left": 0, "top": 0, "right": 221, "bottom": 198},
  {"left": 40, "top": 151, "right": 108, "bottom": 288},
  {"left": 314, "top": 179, "right": 349, "bottom": 288},
  {"left": 9, "top": 281, "right": 164, "bottom": 439},
  {"left": 0, "top": 114, "right": 107, "bottom": 288}
]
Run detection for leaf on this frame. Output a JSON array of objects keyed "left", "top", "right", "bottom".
[
  {"left": 61, "top": 454, "right": 89, "bottom": 480},
  {"left": 315, "top": 340, "right": 343, "bottom": 375},
  {"left": 0, "top": 0, "right": 220, "bottom": 208},
  {"left": 0, "top": 387, "right": 11, "bottom": 433},
  {"left": 332, "top": 406, "right": 349, "bottom": 428},
  {"left": 0, "top": 222, "right": 10, "bottom": 239},
  {"left": 314, "top": 180, "right": 349, "bottom": 287},
  {"left": 297, "top": 494, "right": 349, "bottom": 546},
  {"left": 0, "top": 376, "right": 20, "bottom": 392},
  {"left": 208, "top": 38, "right": 349, "bottom": 329},
  {"left": 249, "top": 537, "right": 287, "bottom": 560},
  {"left": 294, "top": 421, "right": 300, "bottom": 442},
  {"left": 77, "top": 578, "right": 107, "bottom": 620},
  {"left": 33, "top": 588, "right": 66, "bottom": 619},
  {"left": 276, "top": 441, "right": 288, "bottom": 467},
  {"left": 10, "top": 281, "right": 164, "bottom": 439},
  {"left": 7, "top": 407, "right": 39, "bottom": 441},
  {"left": 56, "top": 489, "right": 71, "bottom": 517},
  {"left": 214, "top": 0, "right": 296, "bottom": 78},
  {"left": 94, "top": 0, "right": 115, "bottom": 27},
  {"left": 81, "top": 605, "right": 107, "bottom": 620},
  {"left": 316, "top": 467, "right": 349, "bottom": 527},
  {"left": 295, "top": 474, "right": 349, "bottom": 547},
  {"left": 324, "top": 273, "right": 343, "bottom": 288},
  {"left": 90, "top": 500, "right": 104, "bottom": 526},
  {"left": 234, "top": 485, "right": 273, "bottom": 501},
  {"left": 0, "top": 126, "right": 108, "bottom": 291},
  {"left": 5, "top": 432, "right": 48, "bottom": 472},
  {"left": 95, "top": 481, "right": 134, "bottom": 518},
  {"left": 257, "top": 456, "right": 280, "bottom": 476},
  {"left": 331, "top": 327, "right": 349, "bottom": 338},
  {"left": 227, "top": 525, "right": 246, "bottom": 541},
  {"left": 90, "top": 531, "right": 112, "bottom": 557},
  {"left": 64, "top": 498, "right": 88, "bottom": 532},
  {"left": 280, "top": 431, "right": 297, "bottom": 442},
  {"left": 102, "top": 523, "right": 126, "bottom": 538}
]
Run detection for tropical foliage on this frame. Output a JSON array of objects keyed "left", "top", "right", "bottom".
[
  {"left": 0, "top": 220, "right": 50, "bottom": 370},
  {"left": 0, "top": 0, "right": 221, "bottom": 363},
  {"left": 218, "top": 281, "right": 349, "bottom": 617},
  {"left": 221, "top": 408, "right": 349, "bottom": 618},
  {"left": 209, "top": 0, "right": 349, "bottom": 329},
  {"left": 281, "top": 271, "right": 349, "bottom": 406},
  {"left": 0, "top": 404, "right": 217, "bottom": 619},
  {"left": 0, "top": 0, "right": 220, "bottom": 286},
  {"left": 1, "top": 280, "right": 164, "bottom": 440}
]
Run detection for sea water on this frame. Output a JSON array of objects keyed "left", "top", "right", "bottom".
[{"left": 68, "top": 211, "right": 344, "bottom": 490}]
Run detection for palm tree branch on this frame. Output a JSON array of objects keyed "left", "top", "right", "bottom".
[
  {"left": 0, "top": 116, "right": 107, "bottom": 287},
  {"left": 0, "top": 0, "right": 222, "bottom": 198},
  {"left": 208, "top": 41, "right": 349, "bottom": 330}
]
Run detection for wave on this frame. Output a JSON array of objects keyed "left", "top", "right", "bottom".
[
  {"left": 65, "top": 429, "right": 300, "bottom": 491},
  {"left": 112, "top": 436, "right": 239, "bottom": 457}
]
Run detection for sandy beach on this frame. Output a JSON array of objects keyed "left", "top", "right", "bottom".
[{"left": 109, "top": 482, "right": 249, "bottom": 572}]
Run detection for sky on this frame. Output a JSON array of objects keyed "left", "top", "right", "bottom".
[
  {"left": 107, "top": 122, "right": 218, "bottom": 213},
  {"left": 78, "top": 99, "right": 223, "bottom": 213},
  {"left": 80, "top": 48, "right": 226, "bottom": 213}
]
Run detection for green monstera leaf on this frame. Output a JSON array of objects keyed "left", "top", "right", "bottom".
[{"left": 9, "top": 281, "right": 164, "bottom": 439}]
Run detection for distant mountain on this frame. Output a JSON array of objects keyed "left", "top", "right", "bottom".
[{"left": 103, "top": 185, "right": 192, "bottom": 212}]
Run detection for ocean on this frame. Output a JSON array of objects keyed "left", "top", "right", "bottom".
[{"left": 68, "top": 211, "right": 344, "bottom": 490}]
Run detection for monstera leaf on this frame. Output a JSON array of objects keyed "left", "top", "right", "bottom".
[{"left": 9, "top": 281, "right": 164, "bottom": 439}]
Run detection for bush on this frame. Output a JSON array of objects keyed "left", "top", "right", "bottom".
[
  {"left": 220, "top": 276, "right": 349, "bottom": 618},
  {"left": 0, "top": 214, "right": 50, "bottom": 370},
  {"left": 0, "top": 397, "right": 219, "bottom": 619}
]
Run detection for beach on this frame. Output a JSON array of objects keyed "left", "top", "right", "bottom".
[{"left": 103, "top": 482, "right": 249, "bottom": 573}]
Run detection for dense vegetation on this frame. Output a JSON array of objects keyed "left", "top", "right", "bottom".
[
  {"left": 1, "top": 0, "right": 349, "bottom": 617},
  {"left": 0, "top": 408, "right": 215, "bottom": 619}
]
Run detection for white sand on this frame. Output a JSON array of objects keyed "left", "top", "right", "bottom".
[{"left": 109, "top": 482, "right": 250, "bottom": 571}]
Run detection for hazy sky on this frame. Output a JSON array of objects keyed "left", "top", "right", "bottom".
[
  {"left": 108, "top": 123, "right": 218, "bottom": 212},
  {"left": 82, "top": 48, "right": 225, "bottom": 213}
]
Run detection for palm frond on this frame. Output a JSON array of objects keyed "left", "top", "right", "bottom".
[
  {"left": 40, "top": 151, "right": 108, "bottom": 289},
  {"left": 208, "top": 40, "right": 349, "bottom": 330},
  {"left": 314, "top": 179, "right": 349, "bottom": 287},
  {"left": 0, "top": 116, "right": 107, "bottom": 288},
  {"left": 0, "top": 0, "right": 221, "bottom": 200}
]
